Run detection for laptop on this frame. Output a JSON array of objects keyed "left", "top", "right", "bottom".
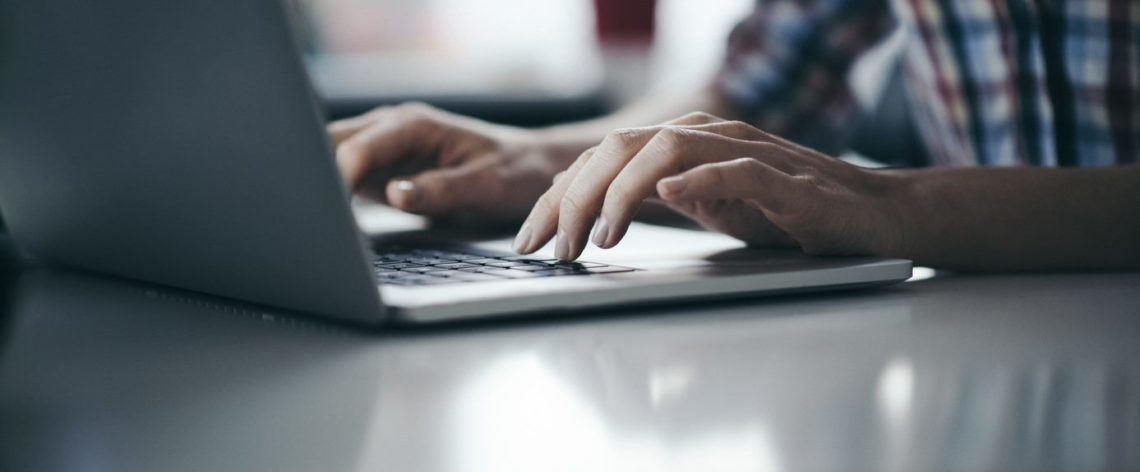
[{"left": 0, "top": 0, "right": 912, "bottom": 325}]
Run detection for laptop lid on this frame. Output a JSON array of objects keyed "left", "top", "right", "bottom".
[{"left": 0, "top": 0, "right": 386, "bottom": 323}]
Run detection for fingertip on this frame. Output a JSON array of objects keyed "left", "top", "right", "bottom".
[
  {"left": 590, "top": 215, "right": 610, "bottom": 248},
  {"left": 512, "top": 222, "right": 535, "bottom": 254},
  {"left": 552, "top": 225, "right": 588, "bottom": 261},
  {"left": 600, "top": 222, "right": 628, "bottom": 250},
  {"left": 656, "top": 175, "right": 689, "bottom": 201},
  {"left": 386, "top": 179, "right": 421, "bottom": 211},
  {"left": 554, "top": 229, "right": 571, "bottom": 261},
  {"left": 592, "top": 215, "right": 623, "bottom": 250},
  {"left": 326, "top": 120, "right": 357, "bottom": 144}
]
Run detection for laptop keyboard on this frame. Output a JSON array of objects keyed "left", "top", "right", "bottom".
[{"left": 372, "top": 246, "right": 637, "bottom": 286}]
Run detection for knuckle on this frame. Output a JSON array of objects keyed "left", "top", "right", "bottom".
[
  {"left": 751, "top": 142, "right": 779, "bottom": 155},
  {"left": 572, "top": 147, "right": 597, "bottom": 167},
  {"left": 534, "top": 191, "right": 560, "bottom": 214},
  {"left": 604, "top": 178, "right": 635, "bottom": 206},
  {"left": 796, "top": 173, "right": 823, "bottom": 188},
  {"left": 602, "top": 128, "right": 645, "bottom": 149},
  {"left": 704, "top": 163, "right": 731, "bottom": 186},
  {"left": 364, "top": 105, "right": 394, "bottom": 118},
  {"left": 651, "top": 127, "right": 691, "bottom": 156},
  {"left": 552, "top": 170, "right": 568, "bottom": 184},
  {"left": 682, "top": 111, "right": 717, "bottom": 123},
  {"left": 558, "top": 193, "right": 590, "bottom": 219},
  {"left": 725, "top": 120, "right": 755, "bottom": 135},
  {"left": 740, "top": 158, "right": 765, "bottom": 178},
  {"left": 401, "top": 114, "right": 436, "bottom": 131},
  {"left": 395, "top": 101, "right": 431, "bottom": 115},
  {"left": 335, "top": 141, "right": 365, "bottom": 161}
]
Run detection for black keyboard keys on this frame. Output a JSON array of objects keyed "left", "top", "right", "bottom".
[{"left": 371, "top": 246, "right": 636, "bottom": 286}]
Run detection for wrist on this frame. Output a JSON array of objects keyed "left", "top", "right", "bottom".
[
  {"left": 878, "top": 169, "right": 926, "bottom": 260},
  {"left": 528, "top": 127, "right": 598, "bottom": 167}
]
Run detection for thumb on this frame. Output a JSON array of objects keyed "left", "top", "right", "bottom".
[
  {"left": 385, "top": 160, "right": 499, "bottom": 216},
  {"left": 657, "top": 158, "right": 803, "bottom": 216}
]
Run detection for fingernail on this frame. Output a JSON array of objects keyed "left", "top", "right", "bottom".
[
  {"left": 512, "top": 222, "right": 533, "bottom": 254},
  {"left": 658, "top": 176, "right": 687, "bottom": 197},
  {"left": 392, "top": 180, "right": 419, "bottom": 208},
  {"left": 555, "top": 230, "right": 570, "bottom": 261},
  {"left": 591, "top": 215, "right": 610, "bottom": 248}
]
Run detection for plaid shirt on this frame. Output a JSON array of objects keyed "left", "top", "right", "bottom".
[{"left": 716, "top": 0, "right": 1139, "bottom": 167}]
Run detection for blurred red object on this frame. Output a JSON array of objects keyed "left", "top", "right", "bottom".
[{"left": 594, "top": 0, "right": 657, "bottom": 45}]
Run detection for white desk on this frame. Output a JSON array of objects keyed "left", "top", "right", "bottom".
[{"left": 1, "top": 266, "right": 1137, "bottom": 471}]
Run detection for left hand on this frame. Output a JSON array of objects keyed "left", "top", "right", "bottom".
[{"left": 511, "top": 112, "right": 910, "bottom": 261}]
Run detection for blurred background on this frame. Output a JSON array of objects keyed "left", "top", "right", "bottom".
[
  {"left": 0, "top": 0, "right": 923, "bottom": 251},
  {"left": 0, "top": 0, "right": 915, "bottom": 243},
  {"left": 291, "top": 0, "right": 754, "bottom": 125}
]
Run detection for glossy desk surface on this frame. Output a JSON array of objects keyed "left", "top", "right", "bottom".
[{"left": 1, "top": 259, "right": 1137, "bottom": 472}]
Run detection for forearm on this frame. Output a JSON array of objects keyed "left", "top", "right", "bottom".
[{"left": 891, "top": 165, "right": 1140, "bottom": 271}]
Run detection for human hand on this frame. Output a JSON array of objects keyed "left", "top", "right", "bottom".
[
  {"left": 511, "top": 112, "right": 909, "bottom": 261},
  {"left": 329, "top": 103, "right": 574, "bottom": 221}
]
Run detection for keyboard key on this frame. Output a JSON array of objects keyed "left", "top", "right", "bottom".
[
  {"left": 509, "top": 264, "right": 557, "bottom": 272},
  {"left": 372, "top": 245, "right": 636, "bottom": 284},
  {"left": 376, "top": 262, "right": 425, "bottom": 270},
  {"left": 406, "top": 257, "right": 458, "bottom": 265},
  {"left": 551, "top": 262, "right": 586, "bottom": 269},
  {"left": 458, "top": 266, "right": 509, "bottom": 273},
  {"left": 536, "top": 268, "right": 590, "bottom": 277},
  {"left": 448, "top": 272, "right": 507, "bottom": 282},
  {"left": 467, "top": 258, "right": 503, "bottom": 265},
  {"left": 497, "top": 256, "right": 546, "bottom": 262},
  {"left": 435, "top": 262, "right": 480, "bottom": 270},
  {"left": 490, "top": 269, "right": 546, "bottom": 279},
  {"left": 397, "top": 272, "right": 435, "bottom": 280},
  {"left": 439, "top": 253, "right": 484, "bottom": 261}
]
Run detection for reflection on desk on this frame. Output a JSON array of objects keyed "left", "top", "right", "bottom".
[{"left": 1, "top": 268, "right": 1138, "bottom": 472}]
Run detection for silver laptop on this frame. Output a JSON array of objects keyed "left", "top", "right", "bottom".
[{"left": 0, "top": 0, "right": 911, "bottom": 325}]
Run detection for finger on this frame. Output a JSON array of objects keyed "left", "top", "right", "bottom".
[
  {"left": 327, "top": 118, "right": 370, "bottom": 145},
  {"left": 732, "top": 122, "right": 833, "bottom": 162},
  {"left": 334, "top": 105, "right": 448, "bottom": 190},
  {"left": 326, "top": 106, "right": 389, "bottom": 145},
  {"left": 383, "top": 158, "right": 497, "bottom": 216},
  {"left": 553, "top": 127, "right": 666, "bottom": 260},
  {"left": 554, "top": 121, "right": 781, "bottom": 260},
  {"left": 685, "top": 120, "right": 773, "bottom": 142},
  {"left": 657, "top": 158, "right": 805, "bottom": 216},
  {"left": 661, "top": 199, "right": 798, "bottom": 248},
  {"left": 663, "top": 111, "right": 727, "bottom": 126},
  {"left": 593, "top": 130, "right": 794, "bottom": 249},
  {"left": 517, "top": 115, "right": 767, "bottom": 260},
  {"left": 663, "top": 112, "right": 800, "bottom": 151},
  {"left": 512, "top": 148, "right": 595, "bottom": 255}
]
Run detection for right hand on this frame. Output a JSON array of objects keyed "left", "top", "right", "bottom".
[{"left": 328, "top": 103, "right": 573, "bottom": 221}]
